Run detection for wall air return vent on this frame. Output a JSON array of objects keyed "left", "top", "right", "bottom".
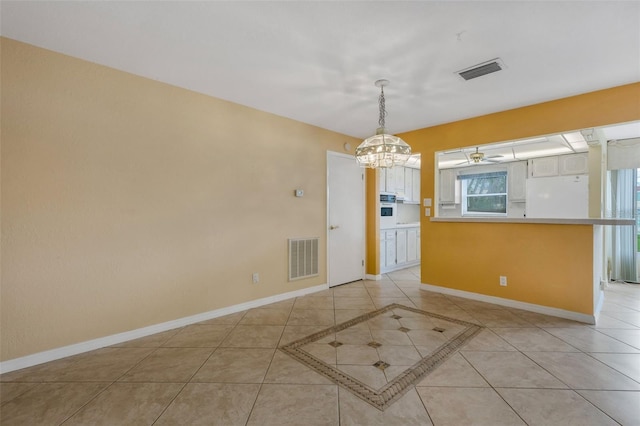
[
  {"left": 457, "top": 58, "right": 506, "bottom": 81},
  {"left": 288, "top": 237, "right": 319, "bottom": 281}
]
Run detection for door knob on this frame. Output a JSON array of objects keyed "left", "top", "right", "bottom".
[{"left": 330, "top": 225, "right": 340, "bottom": 230}]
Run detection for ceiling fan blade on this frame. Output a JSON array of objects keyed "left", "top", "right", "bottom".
[
  {"left": 483, "top": 158, "right": 502, "bottom": 163},
  {"left": 456, "top": 160, "right": 470, "bottom": 165},
  {"left": 486, "top": 155, "right": 504, "bottom": 159}
]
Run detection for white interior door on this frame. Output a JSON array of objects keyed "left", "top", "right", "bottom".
[{"left": 327, "top": 152, "right": 365, "bottom": 287}]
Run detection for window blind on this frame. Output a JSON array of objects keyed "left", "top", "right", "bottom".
[
  {"left": 457, "top": 171, "right": 507, "bottom": 180},
  {"left": 608, "top": 138, "right": 640, "bottom": 170}
]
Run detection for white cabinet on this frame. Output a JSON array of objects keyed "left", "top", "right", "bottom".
[
  {"left": 529, "top": 157, "right": 559, "bottom": 177},
  {"left": 401, "top": 167, "right": 421, "bottom": 203},
  {"left": 385, "top": 167, "right": 397, "bottom": 193},
  {"left": 529, "top": 154, "right": 588, "bottom": 179},
  {"left": 404, "top": 168, "right": 413, "bottom": 201},
  {"left": 380, "top": 166, "right": 420, "bottom": 202},
  {"left": 384, "top": 167, "right": 393, "bottom": 193},
  {"left": 439, "top": 169, "right": 457, "bottom": 203},
  {"left": 396, "top": 229, "right": 407, "bottom": 264},
  {"left": 507, "top": 161, "right": 527, "bottom": 202},
  {"left": 559, "top": 153, "right": 588, "bottom": 175},
  {"left": 407, "top": 228, "right": 417, "bottom": 262},
  {"left": 378, "top": 168, "right": 387, "bottom": 192},
  {"left": 384, "top": 231, "right": 396, "bottom": 269},
  {"left": 385, "top": 166, "right": 407, "bottom": 198},
  {"left": 395, "top": 167, "right": 405, "bottom": 198},
  {"left": 412, "top": 168, "right": 420, "bottom": 203},
  {"left": 385, "top": 166, "right": 405, "bottom": 198},
  {"left": 380, "top": 227, "right": 420, "bottom": 273}
]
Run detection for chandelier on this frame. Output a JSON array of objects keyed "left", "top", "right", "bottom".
[{"left": 355, "top": 79, "right": 411, "bottom": 168}]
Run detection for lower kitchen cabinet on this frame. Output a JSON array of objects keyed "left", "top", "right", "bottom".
[
  {"left": 396, "top": 230, "right": 407, "bottom": 264},
  {"left": 380, "top": 227, "right": 420, "bottom": 273},
  {"left": 381, "top": 230, "right": 396, "bottom": 270},
  {"left": 407, "top": 228, "right": 417, "bottom": 262}
]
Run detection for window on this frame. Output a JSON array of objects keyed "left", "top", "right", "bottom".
[{"left": 459, "top": 171, "right": 507, "bottom": 216}]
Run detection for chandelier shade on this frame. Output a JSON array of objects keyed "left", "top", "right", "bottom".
[
  {"left": 355, "top": 80, "right": 411, "bottom": 169},
  {"left": 355, "top": 128, "right": 411, "bottom": 168}
]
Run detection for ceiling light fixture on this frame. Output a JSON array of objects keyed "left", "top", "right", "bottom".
[
  {"left": 470, "top": 147, "right": 484, "bottom": 163},
  {"left": 355, "top": 79, "right": 411, "bottom": 168}
]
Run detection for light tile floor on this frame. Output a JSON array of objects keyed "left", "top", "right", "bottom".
[{"left": 1, "top": 267, "right": 640, "bottom": 425}]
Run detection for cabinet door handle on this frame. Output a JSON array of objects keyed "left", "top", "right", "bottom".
[{"left": 329, "top": 225, "right": 340, "bottom": 230}]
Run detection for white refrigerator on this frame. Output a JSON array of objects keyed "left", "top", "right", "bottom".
[{"left": 525, "top": 175, "right": 589, "bottom": 218}]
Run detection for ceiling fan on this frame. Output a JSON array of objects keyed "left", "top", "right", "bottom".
[{"left": 457, "top": 147, "right": 504, "bottom": 165}]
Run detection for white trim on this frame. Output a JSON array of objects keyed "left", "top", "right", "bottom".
[
  {"left": 0, "top": 283, "right": 328, "bottom": 374},
  {"left": 365, "top": 274, "right": 383, "bottom": 281},
  {"left": 381, "top": 260, "right": 420, "bottom": 274},
  {"left": 420, "top": 283, "right": 596, "bottom": 324},
  {"left": 594, "top": 289, "right": 605, "bottom": 317}
]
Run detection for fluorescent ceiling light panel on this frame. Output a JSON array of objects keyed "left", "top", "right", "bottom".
[
  {"left": 562, "top": 132, "right": 586, "bottom": 144},
  {"left": 514, "top": 147, "right": 572, "bottom": 159}
]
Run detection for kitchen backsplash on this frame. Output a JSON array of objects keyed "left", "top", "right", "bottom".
[{"left": 396, "top": 203, "right": 420, "bottom": 224}]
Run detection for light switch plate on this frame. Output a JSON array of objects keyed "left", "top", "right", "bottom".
[
  {"left": 424, "top": 198, "right": 432, "bottom": 207},
  {"left": 425, "top": 208, "right": 431, "bottom": 216}
]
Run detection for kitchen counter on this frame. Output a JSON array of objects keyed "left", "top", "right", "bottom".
[
  {"left": 430, "top": 217, "right": 635, "bottom": 226},
  {"left": 395, "top": 222, "right": 420, "bottom": 228},
  {"left": 381, "top": 223, "right": 420, "bottom": 230}
]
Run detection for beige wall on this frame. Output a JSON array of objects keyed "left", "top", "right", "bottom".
[{"left": 1, "top": 38, "right": 358, "bottom": 361}]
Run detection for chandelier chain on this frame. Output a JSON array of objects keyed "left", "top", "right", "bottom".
[{"left": 378, "top": 86, "right": 387, "bottom": 128}]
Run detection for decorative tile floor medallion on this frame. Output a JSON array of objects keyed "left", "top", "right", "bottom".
[{"left": 280, "top": 303, "right": 483, "bottom": 410}]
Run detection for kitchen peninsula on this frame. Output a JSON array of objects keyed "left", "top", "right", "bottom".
[{"left": 423, "top": 216, "right": 635, "bottom": 324}]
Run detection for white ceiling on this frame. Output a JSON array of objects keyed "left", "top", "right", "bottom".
[{"left": 1, "top": 1, "right": 639, "bottom": 139}]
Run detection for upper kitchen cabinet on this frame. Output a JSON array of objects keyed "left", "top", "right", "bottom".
[
  {"left": 529, "top": 153, "right": 588, "bottom": 178},
  {"left": 412, "top": 168, "right": 420, "bottom": 203},
  {"left": 404, "top": 168, "right": 413, "bottom": 201},
  {"left": 385, "top": 166, "right": 405, "bottom": 197},
  {"left": 380, "top": 164, "right": 421, "bottom": 204},
  {"left": 394, "top": 166, "right": 405, "bottom": 197},
  {"left": 402, "top": 167, "right": 421, "bottom": 204},
  {"left": 528, "top": 156, "right": 559, "bottom": 177},
  {"left": 507, "top": 161, "right": 527, "bottom": 202},
  {"left": 381, "top": 166, "right": 420, "bottom": 201},
  {"left": 559, "top": 153, "right": 588, "bottom": 175},
  {"left": 378, "top": 168, "right": 387, "bottom": 192},
  {"left": 439, "top": 169, "right": 456, "bottom": 204}
]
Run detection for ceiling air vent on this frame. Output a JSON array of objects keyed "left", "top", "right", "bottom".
[{"left": 457, "top": 58, "right": 505, "bottom": 81}]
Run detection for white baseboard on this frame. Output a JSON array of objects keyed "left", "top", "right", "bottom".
[
  {"left": 365, "top": 274, "right": 383, "bottom": 281},
  {"left": 0, "top": 283, "right": 329, "bottom": 374},
  {"left": 381, "top": 260, "right": 420, "bottom": 275},
  {"left": 594, "top": 289, "right": 605, "bottom": 318},
  {"left": 420, "top": 283, "right": 596, "bottom": 325}
]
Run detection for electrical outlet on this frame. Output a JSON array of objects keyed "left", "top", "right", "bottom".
[
  {"left": 499, "top": 276, "right": 507, "bottom": 287},
  {"left": 252, "top": 273, "right": 259, "bottom": 284}
]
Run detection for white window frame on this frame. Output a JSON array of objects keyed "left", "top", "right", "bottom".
[{"left": 460, "top": 171, "right": 508, "bottom": 217}]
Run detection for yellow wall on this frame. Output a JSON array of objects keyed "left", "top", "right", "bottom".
[
  {"left": 0, "top": 38, "right": 358, "bottom": 361},
  {"left": 365, "top": 169, "right": 379, "bottom": 275},
  {"left": 393, "top": 82, "right": 640, "bottom": 314}
]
